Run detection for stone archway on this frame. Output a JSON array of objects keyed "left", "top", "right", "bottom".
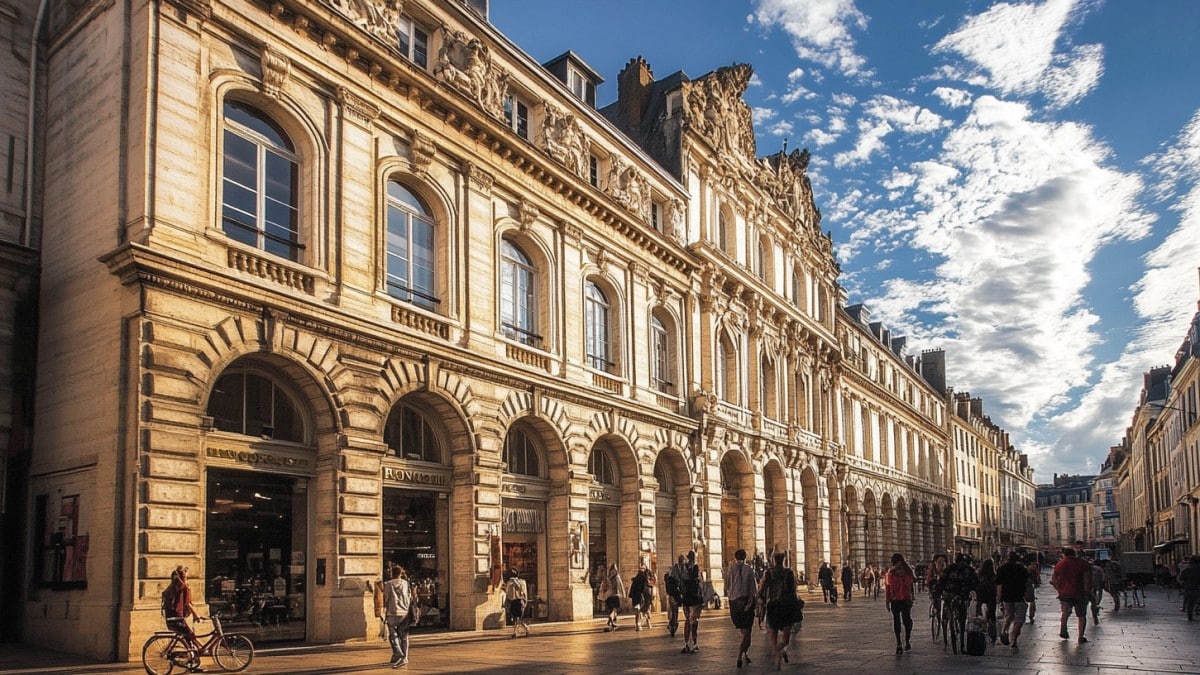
[
  {"left": 653, "top": 449, "right": 694, "bottom": 590},
  {"left": 800, "top": 467, "right": 822, "bottom": 581},
  {"left": 762, "top": 460, "right": 790, "bottom": 555},
  {"left": 719, "top": 450, "right": 756, "bottom": 568}
]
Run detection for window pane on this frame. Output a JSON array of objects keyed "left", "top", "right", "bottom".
[
  {"left": 222, "top": 132, "right": 258, "bottom": 188},
  {"left": 272, "top": 389, "right": 302, "bottom": 442},
  {"left": 413, "top": 28, "right": 428, "bottom": 67},
  {"left": 225, "top": 101, "right": 293, "bottom": 151},
  {"left": 208, "top": 373, "right": 245, "bottom": 433},
  {"left": 245, "top": 373, "right": 273, "bottom": 436}
]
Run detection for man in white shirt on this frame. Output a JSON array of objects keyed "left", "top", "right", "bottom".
[
  {"left": 725, "top": 549, "right": 758, "bottom": 668},
  {"left": 384, "top": 565, "right": 417, "bottom": 668}
]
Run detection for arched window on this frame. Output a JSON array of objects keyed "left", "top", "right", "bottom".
[
  {"left": 584, "top": 281, "right": 612, "bottom": 372},
  {"left": 221, "top": 101, "right": 301, "bottom": 261},
  {"left": 503, "top": 425, "right": 543, "bottom": 478},
  {"left": 718, "top": 207, "right": 733, "bottom": 254},
  {"left": 760, "top": 354, "right": 777, "bottom": 420},
  {"left": 757, "top": 235, "right": 773, "bottom": 287},
  {"left": 650, "top": 311, "right": 674, "bottom": 394},
  {"left": 589, "top": 445, "right": 618, "bottom": 486},
  {"left": 717, "top": 332, "right": 739, "bottom": 405},
  {"left": 207, "top": 369, "right": 304, "bottom": 442},
  {"left": 792, "top": 263, "right": 806, "bottom": 311},
  {"left": 653, "top": 457, "right": 673, "bottom": 493},
  {"left": 385, "top": 181, "right": 437, "bottom": 309},
  {"left": 499, "top": 238, "right": 540, "bottom": 347},
  {"left": 383, "top": 402, "right": 443, "bottom": 464}
]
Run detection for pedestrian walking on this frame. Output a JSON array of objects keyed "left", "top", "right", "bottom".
[
  {"left": 996, "top": 552, "right": 1030, "bottom": 650},
  {"left": 598, "top": 563, "right": 625, "bottom": 632},
  {"left": 504, "top": 568, "right": 530, "bottom": 638},
  {"left": 975, "top": 558, "right": 998, "bottom": 644},
  {"left": 1180, "top": 556, "right": 1200, "bottom": 621},
  {"left": 1089, "top": 559, "right": 1105, "bottom": 623},
  {"left": 383, "top": 564, "right": 418, "bottom": 669},
  {"left": 1104, "top": 557, "right": 1126, "bottom": 612},
  {"left": 679, "top": 551, "right": 705, "bottom": 654},
  {"left": 1026, "top": 559, "right": 1041, "bottom": 622},
  {"left": 1051, "top": 547, "right": 1093, "bottom": 644},
  {"left": 841, "top": 562, "right": 854, "bottom": 601},
  {"left": 884, "top": 552, "right": 915, "bottom": 654},
  {"left": 724, "top": 549, "right": 758, "bottom": 668},
  {"left": 629, "top": 563, "right": 653, "bottom": 631},
  {"left": 665, "top": 554, "right": 687, "bottom": 637},
  {"left": 861, "top": 565, "right": 876, "bottom": 600},
  {"left": 758, "top": 551, "right": 801, "bottom": 671}
]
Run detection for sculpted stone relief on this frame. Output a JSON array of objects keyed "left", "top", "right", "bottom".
[
  {"left": 333, "top": 0, "right": 402, "bottom": 44},
  {"left": 540, "top": 104, "right": 589, "bottom": 178},
  {"left": 605, "top": 156, "right": 651, "bottom": 221},
  {"left": 435, "top": 28, "right": 509, "bottom": 119},
  {"left": 755, "top": 148, "right": 820, "bottom": 229},
  {"left": 681, "top": 63, "right": 757, "bottom": 165}
]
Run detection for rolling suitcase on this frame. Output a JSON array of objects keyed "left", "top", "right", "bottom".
[{"left": 965, "top": 615, "right": 988, "bottom": 656}]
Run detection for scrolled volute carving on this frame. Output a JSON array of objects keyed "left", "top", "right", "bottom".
[{"left": 755, "top": 148, "right": 816, "bottom": 229}]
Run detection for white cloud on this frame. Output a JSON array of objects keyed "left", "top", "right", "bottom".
[
  {"left": 781, "top": 84, "right": 817, "bottom": 104},
  {"left": 932, "top": 86, "right": 972, "bottom": 109},
  {"left": 769, "top": 120, "right": 796, "bottom": 136},
  {"left": 753, "top": 107, "right": 778, "bottom": 124},
  {"left": 806, "top": 128, "right": 839, "bottom": 147},
  {"left": 749, "top": 73, "right": 765, "bottom": 87},
  {"left": 832, "top": 92, "right": 858, "bottom": 107},
  {"left": 834, "top": 118, "right": 893, "bottom": 167},
  {"left": 854, "top": 95, "right": 1154, "bottom": 472},
  {"left": 750, "top": 0, "right": 870, "bottom": 77},
  {"left": 933, "top": 0, "right": 1102, "bottom": 107},
  {"left": 833, "top": 96, "right": 947, "bottom": 167},
  {"left": 787, "top": 67, "right": 805, "bottom": 82}
]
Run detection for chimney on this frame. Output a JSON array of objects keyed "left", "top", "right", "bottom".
[{"left": 617, "top": 56, "right": 654, "bottom": 126}]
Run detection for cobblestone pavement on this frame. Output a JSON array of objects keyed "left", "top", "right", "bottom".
[{"left": 4, "top": 580, "right": 1200, "bottom": 674}]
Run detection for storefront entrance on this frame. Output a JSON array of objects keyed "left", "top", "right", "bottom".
[
  {"left": 501, "top": 499, "right": 548, "bottom": 622},
  {"left": 382, "top": 486, "right": 450, "bottom": 631},
  {"left": 205, "top": 469, "right": 308, "bottom": 643},
  {"left": 588, "top": 504, "right": 619, "bottom": 616}
]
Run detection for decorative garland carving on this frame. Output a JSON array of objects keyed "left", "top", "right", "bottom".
[
  {"left": 435, "top": 29, "right": 508, "bottom": 120},
  {"left": 467, "top": 162, "right": 494, "bottom": 194},
  {"left": 337, "top": 86, "right": 381, "bottom": 127}
]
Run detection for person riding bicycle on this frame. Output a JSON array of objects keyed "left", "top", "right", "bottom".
[
  {"left": 163, "top": 565, "right": 207, "bottom": 672},
  {"left": 926, "top": 554, "right": 949, "bottom": 606},
  {"left": 941, "top": 554, "right": 979, "bottom": 646}
]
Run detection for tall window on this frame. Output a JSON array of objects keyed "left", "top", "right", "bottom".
[
  {"left": 757, "top": 238, "right": 767, "bottom": 282},
  {"left": 384, "top": 402, "right": 443, "bottom": 463},
  {"left": 221, "top": 101, "right": 301, "bottom": 261},
  {"left": 792, "top": 264, "right": 806, "bottom": 310},
  {"left": 386, "top": 181, "right": 437, "bottom": 309},
  {"left": 760, "top": 354, "right": 777, "bottom": 419},
  {"left": 585, "top": 281, "right": 612, "bottom": 372},
  {"left": 504, "top": 93, "right": 529, "bottom": 139},
  {"left": 650, "top": 313, "right": 673, "bottom": 394},
  {"left": 589, "top": 154, "right": 600, "bottom": 187},
  {"left": 717, "top": 332, "right": 738, "bottom": 405},
  {"left": 717, "top": 208, "right": 731, "bottom": 254},
  {"left": 397, "top": 16, "right": 428, "bottom": 67},
  {"left": 504, "top": 425, "right": 543, "bottom": 477},
  {"left": 500, "top": 238, "right": 540, "bottom": 347},
  {"left": 650, "top": 201, "right": 662, "bottom": 232},
  {"left": 207, "top": 369, "right": 304, "bottom": 442},
  {"left": 589, "top": 445, "right": 618, "bottom": 486}
]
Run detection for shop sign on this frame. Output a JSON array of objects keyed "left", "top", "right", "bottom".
[
  {"left": 589, "top": 487, "right": 617, "bottom": 503},
  {"left": 503, "top": 506, "right": 544, "bottom": 534},
  {"left": 207, "top": 447, "right": 310, "bottom": 469},
  {"left": 383, "top": 466, "right": 449, "bottom": 487}
]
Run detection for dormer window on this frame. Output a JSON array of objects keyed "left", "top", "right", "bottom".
[
  {"left": 397, "top": 16, "right": 428, "bottom": 68},
  {"left": 568, "top": 67, "right": 596, "bottom": 106},
  {"left": 666, "top": 91, "right": 682, "bottom": 116}
]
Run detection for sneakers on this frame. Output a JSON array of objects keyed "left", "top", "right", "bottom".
[
  {"left": 391, "top": 659, "right": 408, "bottom": 669},
  {"left": 680, "top": 643, "right": 698, "bottom": 654},
  {"left": 1000, "top": 632, "right": 1010, "bottom": 646},
  {"left": 1060, "top": 629, "right": 1070, "bottom": 640},
  {"left": 1078, "top": 636, "right": 1088, "bottom": 644},
  {"left": 895, "top": 645, "right": 903, "bottom": 655}
]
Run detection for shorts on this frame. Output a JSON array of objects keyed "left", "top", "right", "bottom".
[
  {"left": 605, "top": 595, "right": 621, "bottom": 612},
  {"left": 729, "top": 596, "right": 754, "bottom": 629},
  {"left": 766, "top": 601, "right": 797, "bottom": 631},
  {"left": 1003, "top": 601, "right": 1028, "bottom": 626},
  {"left": 1059, "top": 596, "right": 1088, "bottom": 617},
  {"left": 508, "top": 599, "right": 526, "bottom": 621}
]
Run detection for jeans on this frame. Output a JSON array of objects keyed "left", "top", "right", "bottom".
[
  {"left": 890, "top": 599, "right": 913, "bottom": 642},
  {"left": 387, "top": 617, "right": 411, "bottom": 664},
  {"left": 1185, "top": 591, "right": 1199, "bottom": 620}
]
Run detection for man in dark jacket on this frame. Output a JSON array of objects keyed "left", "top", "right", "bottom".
[
  {"left": 841, "top": 563, "right": 855, "bottom": 601},
  {"left": 1180, "top": 556, "right": 1200, "bottom": 621}
]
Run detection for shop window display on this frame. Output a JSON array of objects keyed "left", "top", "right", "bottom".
[{"left": 383, "top": 488, "right": 450, "bottom": 630}]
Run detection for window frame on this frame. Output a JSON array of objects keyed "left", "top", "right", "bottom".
[
  {"left": 499, "top": 237, "right": 542, "bottom": 348},
  {"left": 504, "top": 92, "right": 530, "bottom": 140},
  {"left": 396, "top": 16, "right": 429, "bottom": 67},
  {"left": 584, "top": 280, "right": 614, "bottom": 373},
  {"left": 220, "top": 100, "right": 303, "bottom": 262},
  {"left": 650, "top": 311, "right": 674, "bottom": 394},
  {"left": 207, "top": 368, "right": 307, "bottom": 443},
  {"left": 384, "top": 180, "right": 439, "bottom": 310},
  {"left": 383, "top": 401, "right": 446, "bottom": 465},
  {"left": 503, "top": 425, "right": 545, "bottom": 478}
]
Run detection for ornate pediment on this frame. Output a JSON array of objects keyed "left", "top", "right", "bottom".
[
  {"left": 434, "top": 28, "right": 508, "bottom": 120},
  {"left": 756, "top": 148, "right": 820, "bottom": 230},
  {"left": 681, "top": 63, "right": 757, "bottom": 166}
]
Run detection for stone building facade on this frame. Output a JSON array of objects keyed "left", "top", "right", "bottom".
[{"left": 7, "top": 0, "right": 1020, "bottom": 661}]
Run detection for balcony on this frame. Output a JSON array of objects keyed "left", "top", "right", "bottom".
[{"left": 227, "top": 248, "right": 314, "bottom": 294}]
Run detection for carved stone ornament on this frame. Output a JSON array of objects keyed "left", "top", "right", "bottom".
[
  {"left": 435, "top": 29, "right": 509, "bottom": 120},
  {"left": 516, "top": 198, "right": 539, "bottom": 230},
  {"left": 260, "top": 44, "right": 291, "bottom": 99},
  {"left": 681, "top": 63, "right": 757, "bottom": 165},
  {"left": 410, "top": 128, "right": 436, "bottom": 169},
  {"left": 755, "top": 148, "right": 817, "bottom": 228},
  {"left": 333, "top": 0, "right": 402, "bottom": 45},
  {"left": 540, "top": 103, "right": 588, "bottom": 178},
  {"left": 467, "top": 162, "right": 494, "bottom": 194},
  {"left": 604, "top": 156, "right": 650, "bottom": 221},
  {"left": 666, "top": 199, "right": 686, "bottom": 243},
  {"left": 337, "top": 86, "right": 380, "bottom": 127}
]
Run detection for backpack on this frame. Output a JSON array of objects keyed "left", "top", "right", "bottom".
[
  {"left": 161, "top": 583, "right": 180, "bottom": 618},
  {"left": 680, "top": 565, "right": 701, "bottom": 601},
  {"left": 764, "top": 568, "right": 793, "bottom": 604},
  {"left": 665, "top": 573, "right": 681, "bottom": 600}
]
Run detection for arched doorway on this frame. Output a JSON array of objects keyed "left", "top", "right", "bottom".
[
  {"left": 653, "top": 450, "right": 692, "bottom": 606},
  {"left": 202, "top": 358, "right": 318, "bottom": 643},
  {"left": 720, "top": 451, "right": 755, "bottom": 568},
  {"left": 500, "top": 419, "right": 552, "bottom": 623},
  {"left": 763, "top": 460, "right": 789, "bottom": 555},
  {"left": 862, "top": 491, "right": 879, "bottom": 569},
  {"left": 586, "top": 437, "right": 639, "bottom": 616},
  {"left": 800, "top": 467, "right": 821, "bottom": 582}
]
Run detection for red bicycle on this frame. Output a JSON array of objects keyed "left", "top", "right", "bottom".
[{"left": 142, "top": 612, "right": 254, "bottom": 674}]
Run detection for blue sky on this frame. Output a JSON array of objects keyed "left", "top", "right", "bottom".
[{"left": 491, "top": 0, "right": 1200, "bottom": 482}]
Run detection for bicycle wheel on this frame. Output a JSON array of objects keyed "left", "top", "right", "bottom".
[
  {"left": 213, "top": 634, "right": 254, "bottom": 672},
  {"left": 142, "top": 635, "right": 178, "bottom": 675},
  {"left": 930, "top": 603, "right": 940, "bottom": 641}
]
